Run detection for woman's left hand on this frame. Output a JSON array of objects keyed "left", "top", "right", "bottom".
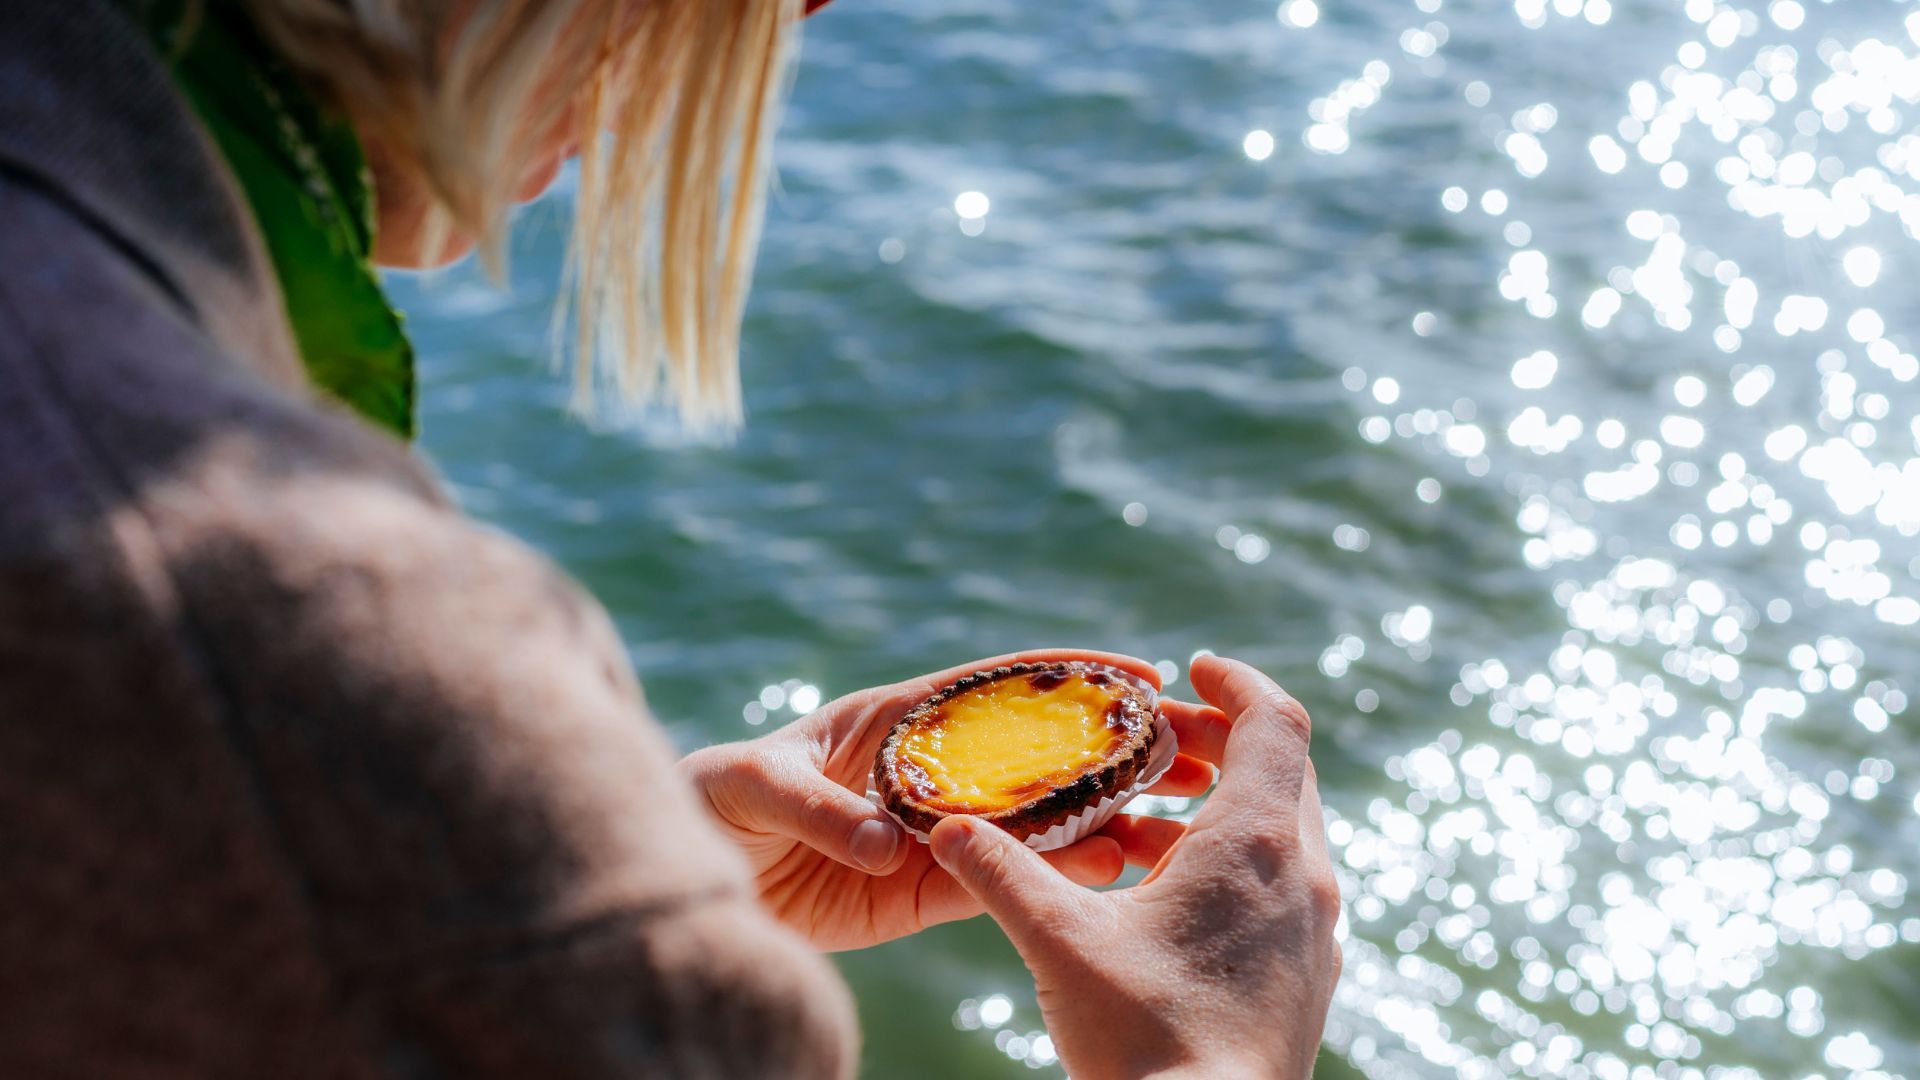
[{"left": 678, "top": 649, "right": 1222, "bottom": 952}]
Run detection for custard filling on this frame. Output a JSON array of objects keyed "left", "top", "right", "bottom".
[{"left": 897, "top": 671, "right": 1137, "bottom": 813}]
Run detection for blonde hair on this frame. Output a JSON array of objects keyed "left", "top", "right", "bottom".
[{"left": 241, "top": 0, "right": 802, "bottom": 430}]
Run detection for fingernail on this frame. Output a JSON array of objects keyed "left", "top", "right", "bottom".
[{"left": 850, "top": 818, "right": 902, "bottom": 869}]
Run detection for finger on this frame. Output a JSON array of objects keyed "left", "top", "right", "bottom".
[
  {"left": 928, "top": 817, "right": 1090, "bottom": 951},
  {"left": 1159, "top": 699, "right": 1233, "bottom": 766},
  {"left": 1185, "top": 655, "right": 1311, "bottom": 838},
  {"left": 1188, "top": 654, "right": 1312, "bottom": 767},
  {"left": 907, "top": 835, "right": 1123, "bottom": 931},
  {"left": 1098, "top": 814, "right": 1187, "bottom": 870},
  {"left": 1044, "top": 836, "right": 1126, "bottom": 886},
  {"left": 904, "top": 838, "right": 1126, "bottom": 918},
  {"left": 808, "top": 687, "right": 911, "bottom": 781},
  {"left": 1146, "top": 752, "right": 1217, "bottom": 796},
  {"left": 715, "top": 752, "right": 908, "bottom": 874},
  {"left": 1187, "top": 655, "right": 1310, "bottom": 745},
  {"left": 918, "top": 649, "right": 1163, "bottom": 694}
]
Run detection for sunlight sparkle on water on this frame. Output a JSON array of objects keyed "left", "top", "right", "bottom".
[
  {"left": 1301, "top": 1, "right": 1918, "bottom": 1076},
  {"left": 923, "top": 0, "right": 1920, "bottom": 1074},
  {"left": 1279, "top": 0, "right": 1319, "bottom": 30}
]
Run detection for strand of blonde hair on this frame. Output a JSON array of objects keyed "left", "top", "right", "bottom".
[{"left": 239, "top": 0, "right": 801, "bottom": 432}]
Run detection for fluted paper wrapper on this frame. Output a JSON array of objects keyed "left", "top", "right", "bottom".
[{"left": 870, "top": 666, "right": 1179, "bottom": 853}]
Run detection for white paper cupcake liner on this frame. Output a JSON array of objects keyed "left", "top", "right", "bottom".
[{"left": 869, "top": 664, "right": 1180, "bottom": 853}]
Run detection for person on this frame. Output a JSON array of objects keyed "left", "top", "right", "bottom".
[{"left": 0, "top": 0, "right": 1341, "bottom": 1076}]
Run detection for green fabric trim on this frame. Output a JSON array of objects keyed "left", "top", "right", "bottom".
[{"left": 136, "top": 0, "right": 416, "bottom": 439}]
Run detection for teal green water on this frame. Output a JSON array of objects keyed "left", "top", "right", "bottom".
[{"left": 390, "top": 0, "right": 1920, "bottom": 1075}]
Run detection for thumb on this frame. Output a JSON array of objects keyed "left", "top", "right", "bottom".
[
  {"left": 722, "top": 754, "right": 908, "bottom": 874},
  {"left": 928, "top": 817, "right": 1087, "bottom": 951}
]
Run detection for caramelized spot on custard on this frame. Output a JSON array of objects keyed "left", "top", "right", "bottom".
[
  {"left": 897, "top": 669, "right": 1140, "bottom": 814},
  {"left": 1028, "top": 668, "right": 1070, "bottom": 691}
]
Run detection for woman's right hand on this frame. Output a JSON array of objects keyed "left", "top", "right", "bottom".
[{"left": 928, "top": 655, "right": 1342, "bottom": 1079}]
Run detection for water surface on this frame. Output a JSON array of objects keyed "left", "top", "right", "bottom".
[{"left": 391, "top": 0, "right": 1920, "bottom": 1075}]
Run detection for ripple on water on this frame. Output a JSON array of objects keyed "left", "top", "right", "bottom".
[
  {"left": 398, "top": 0, "right": 1920, "bottom": 1075},
  {"left": 908, "top": 0, "right": 1920, "bottom": 1075}
]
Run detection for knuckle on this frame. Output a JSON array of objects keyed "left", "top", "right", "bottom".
[
  {"left": 1232, "top": 829, "right": 1301, "bottom": 884},
  {"left": 688, "top": 746, "right": 745, "bottom": 788},
  {"left": 677, "top": 745, "right": 720, "bottom": 783},
  {"left": 1308, "top": 871, "right": 1343, "bottom": 920},
  {"left": 968, "top": 841, "right": 1022, "bottom": 896},
  {"left": 973, "top": 838, "right": 1070, "bottom": 916},
  {"left": 797, "top": 784, "right": 847, "bottom": 833},
  {"left": 724, "top": 749, "right": 780, "bottom": 789},
  {"left": 1257, "top": 689, "right": 1312, "bottom": 742},
  {"left": 1260, "top": 827, "right": 1304, "bottom": 862}
]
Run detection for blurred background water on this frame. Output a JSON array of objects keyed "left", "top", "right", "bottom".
[{"left": 386, "top": 0, "right": 1920, "bottom": 1075}]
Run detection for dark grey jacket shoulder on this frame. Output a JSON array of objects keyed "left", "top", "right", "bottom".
[{"left": 0, "top": 3, "right": 854, "bottom": 1077}]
